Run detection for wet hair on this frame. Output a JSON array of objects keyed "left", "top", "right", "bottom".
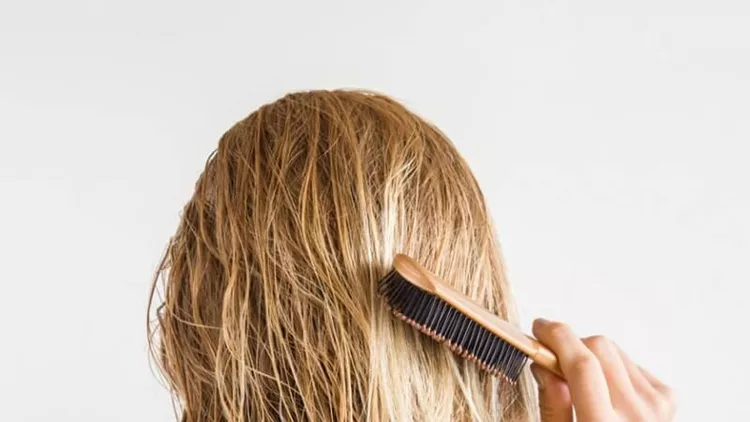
[{"left": 148, "top": 89, "right": 536, "bottom": 421}]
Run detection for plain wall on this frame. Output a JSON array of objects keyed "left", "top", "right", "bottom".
[{"left": 1, "top": 1, "right": 748, "bottom": 421}]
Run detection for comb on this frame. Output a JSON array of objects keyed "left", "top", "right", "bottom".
[{"left": 378, "top": 254, "right": 563, "bottom": 383}]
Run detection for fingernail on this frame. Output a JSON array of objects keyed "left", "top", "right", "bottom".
[
  {"left": 534, "top": 318, "right": 550, "bottom": 326},
  {"left": 530, "top": 364, "right": 547, "bottom": 389}
]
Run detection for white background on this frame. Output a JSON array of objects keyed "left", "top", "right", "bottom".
[{"left": 1, "top": 1, "right": 748, "bottom": 421}]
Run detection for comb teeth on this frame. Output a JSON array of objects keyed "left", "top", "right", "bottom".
[{"left": 378, "top": 270, "right": 529, "bottom": 383}]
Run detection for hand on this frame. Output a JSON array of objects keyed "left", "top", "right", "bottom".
[{"left": 530, "top": 318, "right": 676, "bottom": 422}]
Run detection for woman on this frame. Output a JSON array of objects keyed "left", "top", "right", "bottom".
[{"left": 148, "top": 90, "right": 675, "bottom": 421}]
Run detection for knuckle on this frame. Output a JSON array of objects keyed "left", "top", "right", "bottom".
[
  {"left": 646, "top": 387, "right": 676, "bottom": 419},
  {"left": 569, "top": 352, "right": 600, "bottom": 373},
  {"left": 661, "top": 386, "right": 677, "bottom": 412},
  {"left": 547, "top": 322, "right": 570, "bottom": 339},
  {"left": 583, "top": 335, "right": 612, "bottom": 354}
]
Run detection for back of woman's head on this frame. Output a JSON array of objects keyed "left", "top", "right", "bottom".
[{"left": 149, "top": 89, "right": 535, "bottom": 421}]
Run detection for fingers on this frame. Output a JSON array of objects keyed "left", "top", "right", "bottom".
[
  {"left": 532, "top": 319, "right": 615, "bottom": 421},
  {"left": 638, "top": 365, "right": 677, "bottom": 420},
  {"left": 532, "top": 320, "right": 677, "bottom": 421},
  {"left": 614, "top": 343, "right": 657, "bottom": 397},
  {"left": 614, "top": 341, "right": 677, "bottom": 419},
  {"left": 531, "top": 363, "right": 573, "bottom": 422},
  {"left": 638, "top": 365, "right": 668, "bottom": 393},
  {"left": 581, "top": 336, "right": 638, "bottom": 409}
]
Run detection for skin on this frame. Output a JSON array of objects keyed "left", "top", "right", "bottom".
[{"left": 531, "top": 319, "right": 677, "bottom": 422}]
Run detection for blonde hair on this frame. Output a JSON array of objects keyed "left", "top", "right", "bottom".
[{"left": 148, "top": 89, "right": 537, "bottom": 421}]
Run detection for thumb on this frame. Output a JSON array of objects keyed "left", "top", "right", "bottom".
[{"left": 531, "top": 363, "right": 573, "bottom": 422}]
